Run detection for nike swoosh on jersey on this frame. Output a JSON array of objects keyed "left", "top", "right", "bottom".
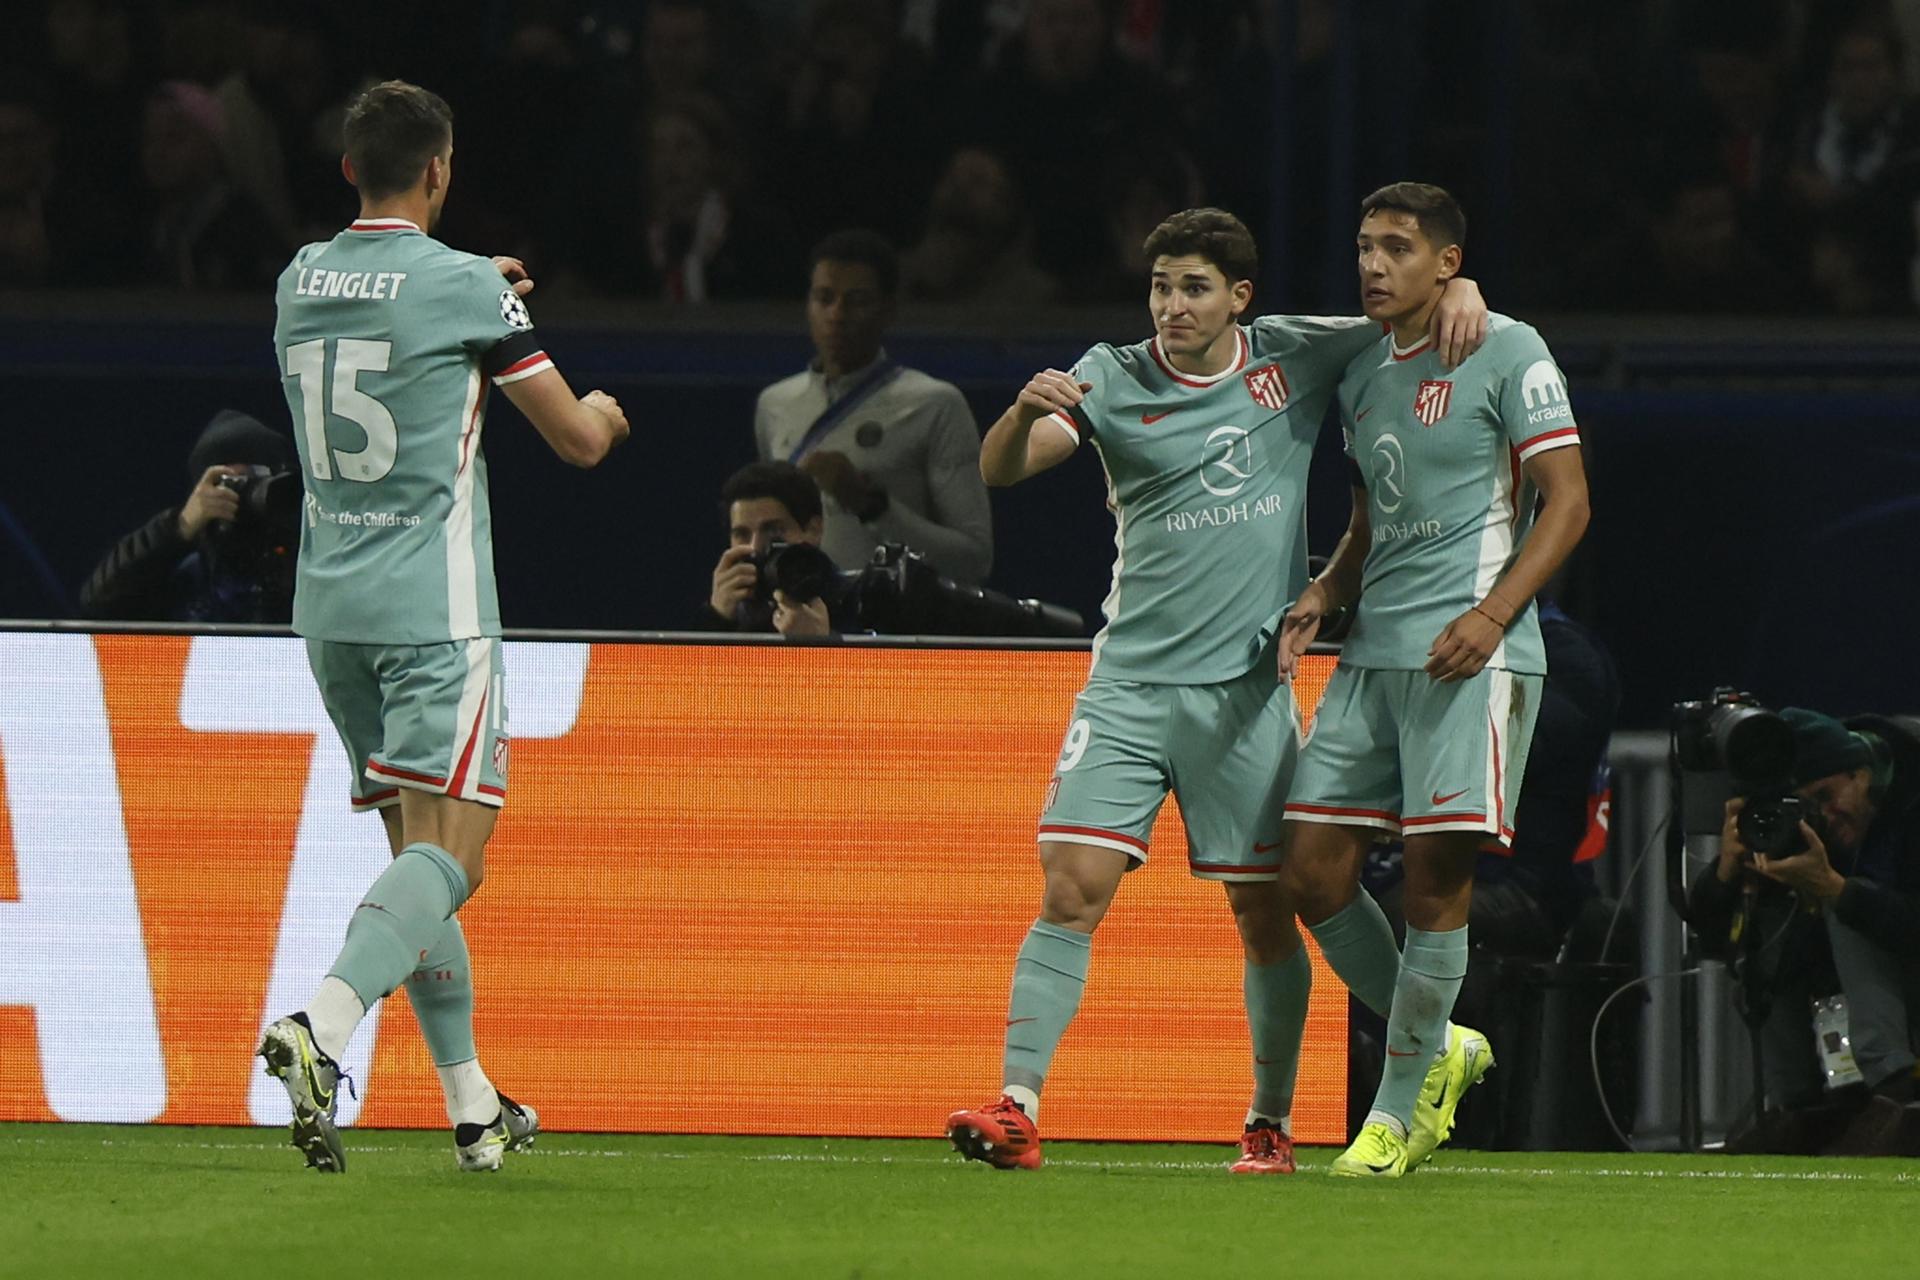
[
  {"left": 1006, "top": 1017, "right": 1037, "bottom": 1027},
  {"left": 1252, "top": 840, "right": 1285, "bottom": 853},
  {"left": 1431, "top": 788, "right": 1470, "bottom": 806},
  {"left": 1386, "top": 1047, "right": 1425, "bottom": 1058},
  {"left": 1355, "top": 406, "right": 1374, "bottom": 422},
  {"left": 1141, "top": 410, "right": 1174, "bottom": 424}
]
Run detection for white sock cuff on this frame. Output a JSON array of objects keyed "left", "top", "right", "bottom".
[
  {"left": 438, "top": 1056, "right": 497, "bottom": 1128},
  {"left": 305, "top": 976, "right": 366, "bottom": 1062}
]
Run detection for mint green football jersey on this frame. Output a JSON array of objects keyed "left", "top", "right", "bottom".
[
  {"left": 273, "top": 218, "right": 553, "bottom": 644},
  {"left": 1047, "top": 315, "right": 1379, "bottom": 684},
  {"left": 1334, "top": 314, "right": 1581, "bottom": 674}
]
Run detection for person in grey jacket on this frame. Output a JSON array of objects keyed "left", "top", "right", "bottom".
[{"left": 754, "top": 229, "right": 993, "bottom": 585}]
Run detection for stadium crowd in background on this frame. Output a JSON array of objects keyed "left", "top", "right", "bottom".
[{"left": 5, "top": 0, "right": 1919, "bottom": 314}]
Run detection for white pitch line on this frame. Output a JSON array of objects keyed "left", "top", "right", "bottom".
[{"left": 4, "top": 1136, "right": 1914, "bottom": 1184}]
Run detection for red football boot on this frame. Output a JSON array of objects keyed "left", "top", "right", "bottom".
[
  {"left": 946, "top": 1096, "right": 1043, "bottom": 1170},
  {"left": 1229, "top": 1123, "right": 1295, "bottom": 1174}
]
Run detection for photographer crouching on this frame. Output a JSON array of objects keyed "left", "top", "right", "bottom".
[
  {"left": 1687, "top": 707, "right": 1920, "bottom": 1154},
  {"left": 698, "top": 460, "right": 1080, "bottom": 640},
  {"left": 80, "top": 409, "right": 302, "bottom": 623}
]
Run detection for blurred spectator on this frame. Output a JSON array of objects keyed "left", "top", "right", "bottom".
[
  {"left": 41, "top": 0, "right": 147, "bottom": 283},
  {"left": 901, "top": 147, "right": 1058, "bottom": 304},
  {"left": 1786, "top": 19, "right": 1920, "bottom": 309},
  {"left": 140, "top": 81, "right": 283, "bottom": 289},
  {"left": 80, "top": 410, "right": 299, "bottom": 623},
  {"left": 771, "top": 0, "right": 935, "bottom": 246},
  {"left": 622, "top": 94, "right": 789, "bottom": 302},
  {"left": 756, "top": 229, "right": 994, "bottom": 584},
  {"left": 970, "top": 0, "right": 1170, "bottom": 283},
  {"left": 1064, "top": 142, "right": 1204, "bottom": 304},
  {"left": 1616, "top": 178, "right": 1793, "bottom": 311},
  {"left": 0, "top": 79, "right": 57, "bottom": 285},
  {"left": 215, "top": 5, "right": 351, "bottom": 252}
]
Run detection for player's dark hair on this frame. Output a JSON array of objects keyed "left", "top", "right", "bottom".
[
  {"left": 342, "top": 80, "right": 453, "bottom": 199},
  {"left": 721, "top": 461, "right": 823, "bottom": 529},
  {"left": 1359, "top": 182, "right": 1467, "bottom": 251},
  {"left": 1141, "top": 208, "right": 1258, "bottom": 284},
  {"left": 808, "top": 228, "right": 900, "bottom": 298}
]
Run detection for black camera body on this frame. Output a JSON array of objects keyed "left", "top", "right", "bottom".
[
  {"left": 747, "top": 540, "right": 840, "bottom": 609},
  {"left": 1672, "top": 688, "right": 1806, "bottom": 856},
  {"left": 746, "top": 541, "right": 1082, "bottom": 637},
  {"left": 214, "top": 465, "right": 303, "bottom": 535}
]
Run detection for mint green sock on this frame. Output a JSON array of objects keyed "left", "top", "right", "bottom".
[
  {"left": 328, "top": 842, "right": 471, "bottom": 1007},
  {"left": 1369, "top": 924, "right": 1468, "bottom": 1131},
  {"left": 1304, "top": 892, "right": 1400, "bottom": 1016},
  {"left": 1246, "top": 946, "right": 1312, "bottom": 1121},
  {"left": 404, "top": 918, "right": 477, "bottom": 1067},
  {"left": 1002, "top": 920, "right": 1092, "bottom": 1095}
]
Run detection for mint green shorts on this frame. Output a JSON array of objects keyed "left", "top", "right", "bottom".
[
  {"left": 306, "top": 636, "right": 509, "bottom": 813},
  {"left": 1284, "top": 665, "right": 1540, "bottom": 846},
  {"left": 1036, "top": 660, "right": 1300, "bottom": 882}
]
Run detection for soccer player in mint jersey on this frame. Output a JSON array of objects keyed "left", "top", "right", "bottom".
[
  {"left": 946, "top": 208, "right": 1490, "bottom": 1174},
  {"left": 1279, "top": 183, "right": 1590, "bottom": 1178},
  {"left": 259, "top": 81, "right": 630, "bottom": 1173}
]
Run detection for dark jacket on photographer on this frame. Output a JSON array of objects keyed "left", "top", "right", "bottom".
[
  {"left": 79, "top": 410, "right": 298, "bottom": 624},
  {"left": 1688, "top": 714, "right": 1920, "bottom": 1014}
]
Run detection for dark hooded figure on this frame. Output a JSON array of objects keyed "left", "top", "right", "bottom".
[{"left": 80, "top": 409, "right": 300, "bottom": 622}]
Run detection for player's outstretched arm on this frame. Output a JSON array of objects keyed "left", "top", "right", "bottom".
[
  {"left": 1280, "top": 484, "right": 1370, "bottom": 681},
  {"left": 979, "top": 369, "right": 1088, "bottom": 486},
  {"left": 502, "top": 367, "right": 630, "bottom": 468},
  {"left": 1425, "top": 446, "right": 1590, "bottom": 682}
]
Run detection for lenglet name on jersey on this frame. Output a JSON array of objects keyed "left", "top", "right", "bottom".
[
  {"left": 293, "top": 268, "right": 410, "bottom": 301},
  {"left": 1164, "top": 492, "right": 1285, "bottom": 533}
]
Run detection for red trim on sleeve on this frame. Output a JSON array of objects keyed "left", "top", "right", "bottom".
[{"left": 1517, "top": 426, "right": 1581, "bottom": 453}]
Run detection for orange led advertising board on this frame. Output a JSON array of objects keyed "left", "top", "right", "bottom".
[{"left": 0, "top": 634, "right": 1344, "bottom": 1143}]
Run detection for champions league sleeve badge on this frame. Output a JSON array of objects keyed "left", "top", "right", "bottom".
[{"left": 500, "top": 288, "right": 533, "bottom": 330}]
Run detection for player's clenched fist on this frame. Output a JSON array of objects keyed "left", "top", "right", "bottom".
[
  {"left": 582, "top": 390, "right": 631, "bottom": 446},
  {"left": 1014, "top": 369, "right": 1093, "bottom": 427}
]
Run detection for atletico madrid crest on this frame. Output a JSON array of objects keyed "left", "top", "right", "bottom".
[
  {"left": 1414, "top": 379, "right": 1453, "bottom": 426},
  {"left": 1244, "top": 363, "right": 1289, "bottom": 411}
]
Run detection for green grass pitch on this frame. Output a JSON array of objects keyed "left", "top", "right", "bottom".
[{"left": 1, "top": 1123, "right": 1913, "bottom": 1278}]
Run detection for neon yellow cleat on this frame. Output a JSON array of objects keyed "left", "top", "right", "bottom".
[
  {"left": 1407, "top": 1023, "right": 1495, "bottom": 1166},
  {"left": 1329, "top": 1122, "right": 1410, "bottom": 1178}
]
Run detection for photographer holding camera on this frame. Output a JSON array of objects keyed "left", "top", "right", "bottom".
[
  {"left": 1687, "top": 707, "right": 1920, "bottom": 1153},
  {"left": 80, "top": 409, "right": 301, "bottom": 623},
  {"left": 699, "top": 460, "right": 1082, "bottom": 640},
  {"left": 700, "top": 461, "right": 851, "bottom": 638}
]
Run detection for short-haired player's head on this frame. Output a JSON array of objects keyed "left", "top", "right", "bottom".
[
  {"left": 342, "top": 80, "right": 454, "bottom": 227},
  {"left": 806, "top": 228, "right": 898, "bottom": 378},
  {"left": 1140, "top": 208, "right": 1256, "bottom": 367},
  {"left": 1355, "top": 182, "right": 1465, "bottom": 328},
  {"left": 721, "top": 461, "right": 825, "bottom": 554}
]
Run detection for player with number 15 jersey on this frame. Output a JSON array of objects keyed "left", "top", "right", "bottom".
[{"left": 258, "top": 81, "right": 627, "bottom": 1178}]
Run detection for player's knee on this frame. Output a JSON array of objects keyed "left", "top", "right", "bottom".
[
  {"left": 1039, "top": 871, "right": 1112, "bottom": 932},
  {"left": 1225, "top": 880, "right": 1297, "bottom": 951}
]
